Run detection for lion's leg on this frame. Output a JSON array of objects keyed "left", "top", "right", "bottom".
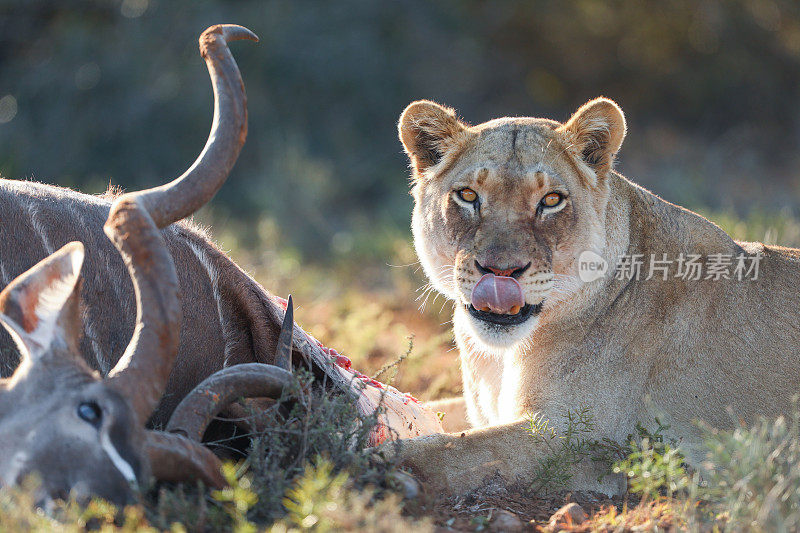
[
  {"left": 425, "top": 397, "right": 470, "bottom": 432},
  {"left": 395, "top": 417, "right": 626, "bottom": 496}
]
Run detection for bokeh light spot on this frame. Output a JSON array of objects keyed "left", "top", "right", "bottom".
[
  {"left": 0, "top": 95, "right": 18, "bottom": 124},
  {"left": 75, "top": 62, "right": 101, "bottom": 90},
  {"left": 121, "top": 0, "right": 149, "bottom": 19},
  {"left": 332, "top": 232, "right": 355, "bottom": 255},
  {"left": 525, "top": 69, "right": 564, "bottom": 106}
]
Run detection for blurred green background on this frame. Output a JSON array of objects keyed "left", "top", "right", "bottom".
[{"left": 3, "top": 0, "right": 800, "bottom": 262}]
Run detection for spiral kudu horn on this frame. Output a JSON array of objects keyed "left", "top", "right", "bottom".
[
  {"left": 166, "top": 297, "right": 295, "bottom": 441},
  {"left": 103, "top": 24, "right": 257, "bottom": 488},
  {"left": 105, "top": 24, "right": 257, "bottom": 420}
]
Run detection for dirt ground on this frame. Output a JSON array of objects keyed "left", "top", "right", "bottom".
[{"left": 417, "top": 486, "right": 632, "bottom": 531}]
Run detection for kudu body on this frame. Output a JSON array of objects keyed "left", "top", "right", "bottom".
[{"left": 0, "top": 24, "right": 279, "bottom": 504}]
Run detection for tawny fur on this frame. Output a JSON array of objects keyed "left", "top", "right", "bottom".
[{"left": 395, "top": 97, "right": 798, "bottom": 495}]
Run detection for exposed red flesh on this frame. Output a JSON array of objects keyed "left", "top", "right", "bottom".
[{"left": 273, "top": 296, "right": 439, "bottom": 445}]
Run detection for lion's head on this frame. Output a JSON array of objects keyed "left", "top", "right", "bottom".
[{"left": 399, "top": 98, "right": 626, "bottom": 351}]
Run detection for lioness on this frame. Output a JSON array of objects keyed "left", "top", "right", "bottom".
[{"left": 394, "top": 97, "right": 800, "bottom": 495}]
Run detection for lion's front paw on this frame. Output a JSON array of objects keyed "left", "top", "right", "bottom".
[{"left": 377, "top": 434, "right": 456, "bottom": 491}]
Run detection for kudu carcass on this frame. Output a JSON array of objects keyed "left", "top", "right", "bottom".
[
  {"left": 0, "top": 24, "right": 276, "bottom": 505},
  {"left": 0, "top": 24, "right": 443, "bottom": 503}
]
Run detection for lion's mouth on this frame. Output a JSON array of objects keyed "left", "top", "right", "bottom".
[{"left": 467, "top": 302, "right": 542, "bottom": 326}]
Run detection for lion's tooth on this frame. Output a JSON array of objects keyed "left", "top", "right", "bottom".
[
  {"left": 481, "top": 306, "right": 491, "bottom": 312},
  {"left": 510, "top": 305, "right": 521, "bottom": 315}
]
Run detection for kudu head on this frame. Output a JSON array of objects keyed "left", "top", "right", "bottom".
[
  {"left": 0, "top": 242, "right": 146, "bottom": 504},
  {"left": 0, "top": 24, "right": 258, "bottom": 506}
]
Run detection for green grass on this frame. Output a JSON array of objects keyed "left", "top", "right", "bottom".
[
  {"left": 700, "top": 207, "right": 800, "bottom": 248},
  {"left": 528, "top": 403, "right": 800, "bottom": 531}
]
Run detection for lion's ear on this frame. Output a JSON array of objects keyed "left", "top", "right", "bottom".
[
  {"left": 398, "top": 100, "right": 469, "bottom": 174},
  {"left": 559, "top": 98, "right": 626, "bottom": 177}
]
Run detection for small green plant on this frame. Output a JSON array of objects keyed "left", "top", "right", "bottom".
[
  {"left": 469, "top": 513, "right": 491, "bottom": 531},
  {"left": 0, "top": 476, "right": 159, "bottom": 532},
  {"left": 612, "top": 418, "right": 691, "bottom": 502},
  {"left": 700, "top": 409, "right": 800, "bottom": 531},
  {"left": 372, "top": 335, "right": 414, "bottom": 385},
  {"left": 272, "top": 458, "right": 433, "bottom": 532},
  {"left": 527, "top": 409, "right": 682, "bottom": 493},
  {"left": 151, "top": 368, "right": 401, "bottom": 530},
  {"left": 526, "top": 406, "right": 622, "bottom": 491},
  {"left": 613, "top": 438, "right": 690, "bottom": 501},
  {"left": 239, "top": 369, "right": 396, "bottom": 523},
  {"left": 607, "top": 408, "right": 800, "bottom": 530},
  {"left": 211, "top": 463, "right": 259, "bottom": 533},
  {"left": 280, "top": 458, "right": 349, "bottom": 531}
]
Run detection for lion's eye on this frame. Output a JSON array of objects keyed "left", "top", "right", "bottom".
[
  {"left": 540, "top": 192, "right": 564, "bottom": 209},
  {"left": 457, "top": 188, "right": 478, "bottom": 203}
]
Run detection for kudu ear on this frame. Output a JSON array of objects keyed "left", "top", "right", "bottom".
[{"left": 0, "top": 241, "right": 84, "bottom": 359}]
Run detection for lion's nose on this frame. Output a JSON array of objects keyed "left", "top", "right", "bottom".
[{"left": 475, "top": 260, "right": 531, "bottom": 279}]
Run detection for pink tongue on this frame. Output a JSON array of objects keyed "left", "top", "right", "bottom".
[{"left": 471, "top": 274, "right": 525, "bottom": 315}]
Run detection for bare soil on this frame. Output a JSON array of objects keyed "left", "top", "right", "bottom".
[{"left": 405, "top": 483, "right": 636, "bottom": 531}]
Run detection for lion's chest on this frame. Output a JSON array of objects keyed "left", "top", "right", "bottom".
[{"left": 460, "top": 351, "right": 526, "bottom": 427}]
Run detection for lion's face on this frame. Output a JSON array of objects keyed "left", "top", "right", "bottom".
[{"left": 399, "top": 99, "right": 626, "bottom": 351}]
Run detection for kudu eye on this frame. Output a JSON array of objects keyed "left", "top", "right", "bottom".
[{"left": 77, "top": 401, "right": 103, "bottom": 427}]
